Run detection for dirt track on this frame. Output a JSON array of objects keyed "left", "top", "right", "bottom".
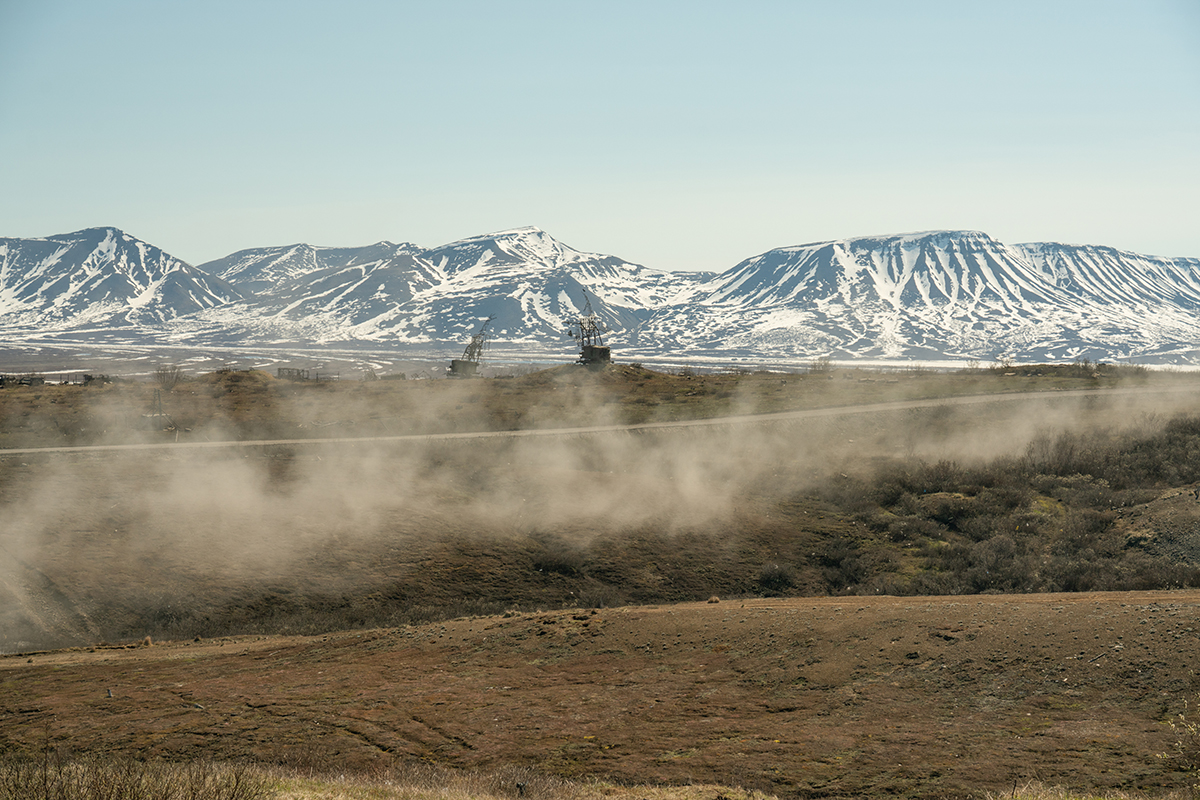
[
  {"left": 4, "top": 591, "right": 1199, "bottom": 798},
  {"left": 0, "top": 383, "right": 1194, "bottom": 457}
]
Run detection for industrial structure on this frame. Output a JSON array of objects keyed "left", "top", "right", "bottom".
[
  {"left": 567, "top": 291, "right": 611, "bottom": 365},
  {"left": 449, "top": 316, "right": 494, "bottom": 377},
  {"left": 142, "top": 388, "right": 175, "bottom": 431}
]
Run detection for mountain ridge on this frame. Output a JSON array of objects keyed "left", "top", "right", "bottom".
[{"left": 2, "top": 225, "right": 1198, "bottom": 366}]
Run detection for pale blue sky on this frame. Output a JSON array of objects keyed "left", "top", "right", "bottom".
[{"left": 2, "top": 0, "right": 1198, "bottom": 271}]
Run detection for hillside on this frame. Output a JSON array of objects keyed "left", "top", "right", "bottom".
[{"left": 3, "top": 592, "right": 1199, "bottom": 798}]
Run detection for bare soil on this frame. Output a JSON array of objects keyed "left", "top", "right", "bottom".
[{"left": 4, "top": 591, "right": 1199, "bottom": 799}]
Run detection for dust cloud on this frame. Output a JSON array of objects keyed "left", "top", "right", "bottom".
[{"left": 1, "top": 371, "right": 1196, "bottom": 652}]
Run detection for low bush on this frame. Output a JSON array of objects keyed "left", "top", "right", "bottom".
[
  {"left": 757, "top": 563, "right": 797, "bottom": 594},
  {"left": 802, "top": 411, "right": 1200, "bottom": 597},
  {"left": 530, "top": 535, "right": 586, "bottom": 576},
  {"left": 1160, "top": 695, "right": 1200, "bottom": 793}
]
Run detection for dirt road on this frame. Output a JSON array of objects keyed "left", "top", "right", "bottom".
[{"left": 0, "top": 383, "right": 1194, "bottom": 457}]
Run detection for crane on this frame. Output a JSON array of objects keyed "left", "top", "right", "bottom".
[{"left": 449, "top": 316, "right": 494, "bottom": 377}]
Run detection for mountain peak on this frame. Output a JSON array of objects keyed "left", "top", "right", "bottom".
[
  {"left": 0, "top": 226, "right": 239, "bottom": 326},
  {"left": 438, "top": 226, "right": 553, "bottom": 248},
  {"left": 60, "top": 225, "right": 131, "bottom": 241},
  {"left": 491, "top": 225, "right": 546, "bottom": 237},
  {"left": 428, "top": 226, "right": 586, "bottom": 276},
  {"left": 842, "top": 229, "right": 1001, "bottom": 248}
]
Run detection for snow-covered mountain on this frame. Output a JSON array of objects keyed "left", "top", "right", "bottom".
[
  {"left": 409, "top": 227, "right": 708, "bottom": 344},
  {"left": 2, "top": 225, "right": 1199, "bottom": 366},
  {"left": 187, "top": 226, "right": 708, "bottom": 346},
  {"left": 201, "top": 241, "right": 435, "bottom": 297},
  {"left": 638, "top": 230, "right": 1200, "bottom": 363},
  {"left": 0, "top": 227, "right": 241, "bottom": 331},
  {"left": 644, "top": 230, "right": 1064, "bottom": 361},
  {"left": 192, "top": 240, "right": 445, "bottom": 341},
  {"left": 1019, "top": 242, "right": 1200, "bottom": 308}
]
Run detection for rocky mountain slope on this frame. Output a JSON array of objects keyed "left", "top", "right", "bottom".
[{"left": 2, "top": 225, "right": 1198, "bottom": 365}]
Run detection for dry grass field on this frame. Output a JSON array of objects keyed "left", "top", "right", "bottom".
[
  {"left": 3, "top": 361, "right": 1200, "bottom": 798},
  {"left": 3, "top": 593, "right": 1200, "bottom": 798}
]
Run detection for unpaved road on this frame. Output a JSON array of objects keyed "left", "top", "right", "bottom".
[
  {"left": 0, "top": 384, "right": 1193, "bottom": 456},
  {"left": 4, "top": 591, "right": 1199, "bottom": 798}
]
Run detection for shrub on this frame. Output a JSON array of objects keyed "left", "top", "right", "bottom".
[
  {"left": 816, "top": 540, "right": 866, "bottom": 591},
  {"left": 757, "top": 563, "right": 797, "bottom": 595},
  {"left": 959, "top": 514, "right": 1000, "bottom": 543},
  {"left": 577, "top": 584, "right": 625, "bottom": 609},
  {"left": 1160, "top": 695, "right": 1200, "bottom": 791},
  {"left": 531, "top": 536, "right": 586, "bottom": 576},
  {"left": 872, "top": 459, "right": 962, "bottom": 499},
  {"left": 884, "top": 514, "right": 943, "bottom": 543},
  {"left": 923, "top": 493, "right": 978, "bottom": 531},
  {"left": 973, "top": 483, "right": 1032, "bottom": 515}
]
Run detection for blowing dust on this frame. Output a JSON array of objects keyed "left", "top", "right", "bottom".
[{"left": 0, "top": 374, "right": 1196, "bottom": 652}]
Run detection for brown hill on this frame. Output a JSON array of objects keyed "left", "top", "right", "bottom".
[{"left": 3, "top": 591, "right": 1198, "bottom": 798}]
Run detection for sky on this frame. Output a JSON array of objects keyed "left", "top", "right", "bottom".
[{"left": 2, "top": 0, "right": 1198, "bottom": 272}]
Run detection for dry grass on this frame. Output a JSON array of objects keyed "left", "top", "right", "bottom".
[
  {"left": 986, "top": 782, "right": 1194, "bottom": 800},
  {"left": 270, "top": 767, "right": 778, "bottom": 800},
  {"left": 1160, "top": 694, "right": 1200, "bottom": 796},
  {"left": 6, "top": 594, "right": 1200, "bottom": 798},
  {"left": 8, "top": 758, "right": 1195, "bottom": 800},
  {"left": 0, "top": 755, "right": 779, "bottom": 800},
  {"left": 0, "top": 755, "right": 270, "bottom": 800}
]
